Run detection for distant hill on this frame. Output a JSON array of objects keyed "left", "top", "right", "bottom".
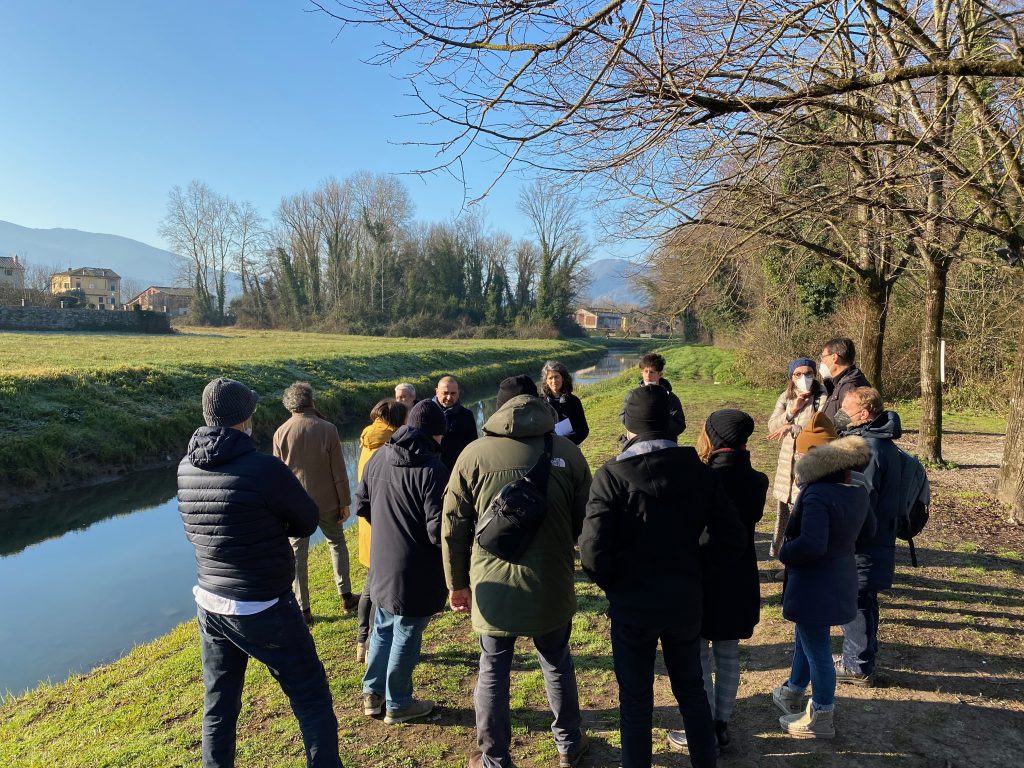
[
  {"left": 582, "top": 258, "right": 648, "bottom": 308},
  {"left": 0, "top": 220, "right": 180, "bottom": 289}
]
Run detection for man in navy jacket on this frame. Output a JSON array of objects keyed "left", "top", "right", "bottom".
[
  {"left": 836, "top": 386, "right": 904, "bottom": 687},
  {"left": 178, "top": 378, "right": 343, "bottom": 768}
]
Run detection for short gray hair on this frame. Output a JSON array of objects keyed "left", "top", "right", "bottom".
[
  {"left": 282, "top": 381, "right": 315, "bottom": 412},
  {"left": 395, "top": 382, "right": 416, "bottom": 397}
]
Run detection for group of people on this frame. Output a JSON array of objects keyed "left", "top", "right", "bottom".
[{"left": 177, "top": 344, "right": 905, "bottom": 768}]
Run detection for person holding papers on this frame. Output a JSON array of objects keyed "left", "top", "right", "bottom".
[{"left": 541, "top": 360, "right": 590, "bottom": 446}]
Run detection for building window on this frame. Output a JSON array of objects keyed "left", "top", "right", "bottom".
[
  {"left": 4, "top": 269, "right": 10, "bottom": 276},
  {"left": 76, "top": 282, "right": 81, "bottom": 289},
  {"left": 110, "top": 283, "right": 115, "bottom": 290},
  {"left": 99, "top": 296, "right": 104, "bottom": 304},
  {"left": 89, "top": 283, "right": 95, "bottom": 289}
]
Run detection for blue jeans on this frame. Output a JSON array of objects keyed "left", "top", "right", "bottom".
[
  {"left": 475, "top": 623, "right": 583, "bottom": 768},
  {"left": 841, "top": 588, "right": 880, "bottom": 675},
  {"left": 362, "top": 608, "right": 430, "bottom": 711},
  {"left": 197, "top": 593, "right": 342, "bottom": 768},
  {"left": 787, "top": 623, "right": 835, "bottom": 707},
  {"left": 611, "top": 620, "right": 716, "bottom": 768}
]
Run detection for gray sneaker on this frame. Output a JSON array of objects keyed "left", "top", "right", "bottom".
[
  {"left": 834, "top": 659, "right": 876, "bottom": 687},
  {"left": 772, "top": 683, "right": 806, "bottom": 715},
  {"left": 384, "top": 698, "right": 434, "bottom": 724},
  {"left": 362, "top": 692, "right": 384, "bottom": 716}
]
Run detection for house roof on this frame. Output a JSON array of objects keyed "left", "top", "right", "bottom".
[
  {"left": 127, "top": 286, "right": 194, "bottom": 305},
  {"left": 53, "top": 267, "right": 121, "bottom": 279},
  {"left": 0, "top": 256, "right": 25, "bottom": 270}
]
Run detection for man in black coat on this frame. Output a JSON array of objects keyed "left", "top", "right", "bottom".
[
  {"left": 580, "top": 386, "right": 742, "bottom": 768},
  {"left": 818, "top": 337, "right": 871, "bottom": 420},
  {"left": 356, "top": 399, "right": 450, "bottom": 725},
  {"left": 433, "top": 375, "right": 479, "bottom": 469},
  {"left": 177, "top": 377, "right": 343, "bottom": 768}
]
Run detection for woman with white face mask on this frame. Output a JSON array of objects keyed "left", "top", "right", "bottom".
[{"left": 766, "top": 357, "right": 825, "bottom": 566}]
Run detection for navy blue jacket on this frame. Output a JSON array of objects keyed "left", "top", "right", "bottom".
[
  {"left": 780, "top": 437, "right": 873, "bottom": 625},
  {"left": 701, "top": 450, "right": 769, "bottom": 640},
  {"left": 356, "top": 425, "right": 450, "bottom": 618},
  {"left": 580, "top": 439, "right": 744, "bottom": 632},
  {"left": 435, "top": 399, "right": 478, "bottom": 470},
  {"left": 177, "top": 427, "right": 318, "bottom": 601},
  {"left": 842, "top": 411, "right": 904, "bottom": 590}
]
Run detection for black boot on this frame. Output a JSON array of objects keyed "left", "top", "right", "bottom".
[{"left": 714, "top": 720, "right": 730, "bottom": 750}]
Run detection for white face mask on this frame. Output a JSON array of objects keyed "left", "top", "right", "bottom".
[
  {"left": 795, "top": 375, "right": 813, "bottom": 393},
  {"left": 818, "top": 361, "right": 833, "bottom": 380}
]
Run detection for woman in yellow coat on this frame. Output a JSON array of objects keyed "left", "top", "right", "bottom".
[{"left": 355, "top": 397, "right": 409, "bottom": 662}]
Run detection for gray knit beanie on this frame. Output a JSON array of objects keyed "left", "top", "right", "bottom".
[{"left": 202, "top": 377, "right": 259, "bottom": 427}]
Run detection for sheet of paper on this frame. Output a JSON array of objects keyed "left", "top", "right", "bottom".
[{"left": 554, "top": 418, "right": 573, "bottom": 437}]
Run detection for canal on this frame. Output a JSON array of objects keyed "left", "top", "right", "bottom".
[{"left": 0, "top": 349, "right": 639, "bottom": 696}]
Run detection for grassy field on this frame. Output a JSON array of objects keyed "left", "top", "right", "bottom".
[
  {"left": 2, "top": 345, "right": 1022, "bottom": 768},
  {"left": 0, "top": 328, "right": 602, "bottom": 496}
]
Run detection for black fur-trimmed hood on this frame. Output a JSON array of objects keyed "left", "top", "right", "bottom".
[{"left": 795, "top": 435, "right": 871, "bottom": 484}]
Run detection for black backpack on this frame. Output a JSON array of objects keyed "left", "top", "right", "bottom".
[
  {"left": 476, "top": 434, "right": 554, "bottom": 563},
  {"left": 895, "top": 447, "right": 930, "bottom": 566}
]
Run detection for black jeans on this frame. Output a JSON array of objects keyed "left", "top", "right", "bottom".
[
  {"left": 610, "top": 619, "right": 716, "bottom": 768},
  {"left": 197, "top": 592, "right": 343, "bottom": 768}
]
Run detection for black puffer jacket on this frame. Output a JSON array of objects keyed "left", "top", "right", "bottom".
[
  {"left": 700, "top": 450, "right": 769, "bottom": 640},
  {"left": 357, "top": 425, "right": 450, "bottom": 618},
  {"left": 543, "top": 392, "right": 590, "bottom": 445},
  {"left": 177, "top": 427, "right": 318, "bottom": 601},
  {"left": 580, "top": 438, "right": 744, "bottom": 632}
]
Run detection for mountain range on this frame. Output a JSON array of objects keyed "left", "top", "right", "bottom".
[
  {"left": 582, "top": 258, "right": 648, "bottom": 308},
  {"left": 0, "top": 220, "right": 180, "bottom": 289}
]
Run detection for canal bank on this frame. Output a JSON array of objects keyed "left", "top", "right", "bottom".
[{"left": 0, "top": 348, "right": 641, "bottom": 697}]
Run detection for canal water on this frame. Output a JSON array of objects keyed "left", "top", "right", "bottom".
[{"left": 0, "top": 350, "right": 638, "bottom": 696}]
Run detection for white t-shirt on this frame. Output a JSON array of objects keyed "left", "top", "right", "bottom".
[{"left": 193, "top": 585, "right": 278, "bottom": 616}]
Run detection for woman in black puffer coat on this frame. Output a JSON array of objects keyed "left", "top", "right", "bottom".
[{"left": 540, "top": 360, "right": 589, "bottom": 445}]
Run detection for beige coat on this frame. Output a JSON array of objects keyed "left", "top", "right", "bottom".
[
  {"left": 768, "top": 390, "right": 824, "bottom": 504},
  {"left": 273, "top": 408, "right": 351, "bottom": 522}
]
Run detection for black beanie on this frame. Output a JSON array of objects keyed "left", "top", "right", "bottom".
[
  {"left": 622, "top": 385, "right": 671, "bottom": 435},
  {"left": 202, "top": 377, "right": 259, "bottom": 427},
  {"left": 705, "top": 409, "right": 755, "bottom": 449},
  {"left": 408, "top": 399, "right": 446, "bottom": 436},
  {"left": 495, "top": 375, "right": 538, "bottom": 408}
]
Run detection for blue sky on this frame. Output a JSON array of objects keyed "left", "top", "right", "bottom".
[{"left": 0, "top": 2, "right": 631, "bottom": 255}]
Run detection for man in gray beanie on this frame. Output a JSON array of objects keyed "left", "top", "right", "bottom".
[{"left": 178, "top": 377, "right": 344, "bottom": 768}]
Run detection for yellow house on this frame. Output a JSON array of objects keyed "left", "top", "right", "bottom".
[{"left": 50, "top": 267, "right": 122, "bottom": 309}]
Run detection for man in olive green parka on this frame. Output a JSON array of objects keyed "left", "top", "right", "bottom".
[{"left": 442, "top": 375, "right": 592, "bottom": 768}]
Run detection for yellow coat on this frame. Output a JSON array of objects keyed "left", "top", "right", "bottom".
[{"left": 356, "top": 418, "right": 397, "bottom": 567}]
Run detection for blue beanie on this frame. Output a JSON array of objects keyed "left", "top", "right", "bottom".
[{"left": 788, "top": 357, "right": 816, "bottom": 377}]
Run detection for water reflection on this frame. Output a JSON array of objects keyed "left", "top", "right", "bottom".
[{"left": 0, "top": 350, "right": 636, "bottom": 696}]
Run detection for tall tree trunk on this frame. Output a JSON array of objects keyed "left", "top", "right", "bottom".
[
  {"left": 997, "top": 322, "right": 1024, "bottom": 523},
  {"left": 856, "top": 276, "right": 889, "bottom": 396},
  {"left": 918, "top": 257, "right": 949, "bottom": 461}
]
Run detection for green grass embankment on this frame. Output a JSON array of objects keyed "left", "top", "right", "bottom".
[
  {"left": 0, "top": 329, "right": 602, "bottom": 496},
  {"left": 4, "top": 345, "right": 1019, "bottom": 768}
]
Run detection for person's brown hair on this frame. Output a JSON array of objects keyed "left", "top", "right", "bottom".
[
  {"left": 640, "top": 352, "right": 665, "bottom": 371},
  {"left": 370, "top": 398, "right": 407, "bottom": 429},
  {"left": 823, "top": 337, "right": 856, "bottom": 365}
]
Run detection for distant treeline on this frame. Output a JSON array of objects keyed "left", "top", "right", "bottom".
[{"left": 159, "top": 175, "right": 593, "bottom": 338}]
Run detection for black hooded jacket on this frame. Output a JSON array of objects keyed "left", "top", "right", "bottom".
[
  {"left": 435, "top": 399, "right": 479, "bottom": 470},
  {"left": 579, "top": 437, "right": 744, "bottom": 632},
  {"left": 177, "top": 427, "right": 319, "bottom": 601},
  {"left": 356, "top": 425, "right": 450, "bottom": 617}
]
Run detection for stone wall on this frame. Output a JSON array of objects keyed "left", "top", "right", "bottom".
[{"left": 0, "top": 307, "right": 171, "bottom": 333}]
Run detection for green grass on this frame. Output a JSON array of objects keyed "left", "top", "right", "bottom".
[
  {"left": 0, "top": 328, "right": 602, "bottom": 493},
  {"left": 3, "top": 344, "right": 1020, "bottom": 768}
]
